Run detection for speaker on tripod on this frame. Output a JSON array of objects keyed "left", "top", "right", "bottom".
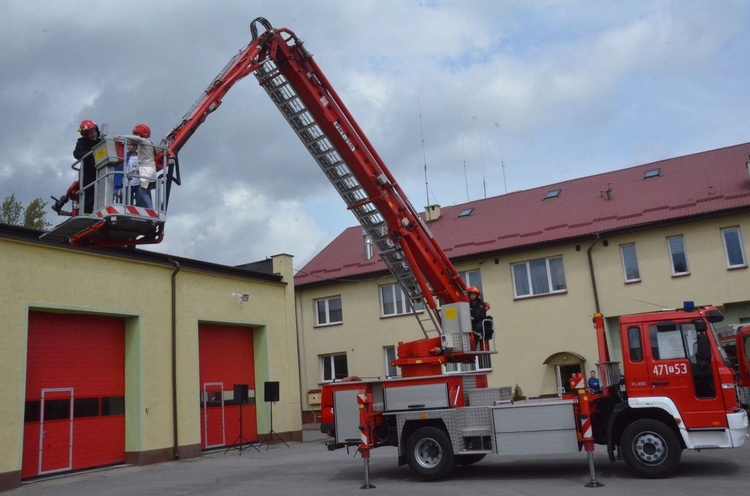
[
  {"left": 259, "top": 381, "right": 288, "bottom": 449},
  {"left": 224, "top": 384, "right": 259, "bottom": 454}
]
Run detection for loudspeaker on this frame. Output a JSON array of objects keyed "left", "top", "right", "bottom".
[
  {"left": 233, "top": 384, "right": 249, "bottom": 403},
  {"left": 264, "top": 381, "right": 279, "bottom": 402}
]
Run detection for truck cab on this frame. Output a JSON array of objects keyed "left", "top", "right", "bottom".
[{"left": 608, "top": 304, "right": 748, "bottom": 477}]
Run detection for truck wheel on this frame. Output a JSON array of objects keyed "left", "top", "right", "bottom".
[
  {"left": 620, "top": 419, "right": 681, "bottom": 478},
  {"left": 405, "top": 426, "right": 455, "bottom": 480},
  {"left": 456, "top": 453, "right": 486, "bottom": 466}
]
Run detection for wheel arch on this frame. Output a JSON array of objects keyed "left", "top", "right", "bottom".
[{"left": 609, "top": 405, "right": 685, "bottom": 453}]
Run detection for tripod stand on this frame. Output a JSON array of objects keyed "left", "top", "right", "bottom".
[
  {"left": 258, "top": 401, "right": 288, "bottom": 450},
  {"left": 224, "top": 399, "right": 259, "bottom": 455}
]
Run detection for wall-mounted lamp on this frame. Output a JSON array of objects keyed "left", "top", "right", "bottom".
[{"left": 232, "top": 292, "right": 250, "bottom": 303}]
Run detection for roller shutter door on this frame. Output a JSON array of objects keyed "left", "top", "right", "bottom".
[
  {"left": 199, "top": 323, "right": 256, "bottom": 449},
  {"left": 23, "top": 312, "right": 125, "bottom": 478}
]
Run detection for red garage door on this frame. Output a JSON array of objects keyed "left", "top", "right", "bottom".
[
  {"left": 23, "top": 312, "right": 125, "bottom": 479},
  {"left": 199, "top": 324, "right": 256, "bottom": 449}
]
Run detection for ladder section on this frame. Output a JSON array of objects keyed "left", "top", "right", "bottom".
[{"left": 254, "top": 59, "right": 441, "bottom": 339}]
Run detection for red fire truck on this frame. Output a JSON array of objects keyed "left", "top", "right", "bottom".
[
  {"left": 321, "top": 304, "right": 749, "bottom": 483},
  {"left": 719, "top": 324, "right": 750, "bottom": 408},
  {"left": 41, "top": 17, "right": 748, "bottom": 484}
]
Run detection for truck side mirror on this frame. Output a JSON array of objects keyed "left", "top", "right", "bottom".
[{"left": 692, "top": 319, "right": 707, "bottom": 333}]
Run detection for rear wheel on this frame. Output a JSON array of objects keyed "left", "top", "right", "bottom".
[
  {"left": 620, "top": 419, "right": 681, "bottom": 478},
  {"left": 405, "top": 426, "right": 455, "bottom": 480}
]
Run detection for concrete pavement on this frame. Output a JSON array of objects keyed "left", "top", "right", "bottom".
[{"left": 10, "top": 434, "right": 750, "bottom": 496}]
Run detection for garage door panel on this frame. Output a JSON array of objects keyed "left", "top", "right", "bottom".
[
  {"left": 23, "top": 312, "right": 125, "bottom": 479},
  {"left": 199, "top": 324, "right": 256, "bottom": 449}
]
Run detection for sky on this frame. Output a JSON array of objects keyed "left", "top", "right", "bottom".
[{"left": 2, "top": 0, "right": 750, "bottom": 271}]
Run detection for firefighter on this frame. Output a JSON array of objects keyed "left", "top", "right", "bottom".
[
  {"left": 73, "top": 119, "right": 103, "bottom": 214},
  {"left": 468, "top": 286, "right": 487, "bottom": 350}
]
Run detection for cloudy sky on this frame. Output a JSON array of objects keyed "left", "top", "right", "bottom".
[{"left": 2, "top": 0, "right": 749, "bottom": 270}]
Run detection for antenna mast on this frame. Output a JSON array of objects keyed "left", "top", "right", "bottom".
[
  {"left": 494, "top": 121, "right": 507, "bottom": 194},
  {"left": 418, "top": 98, "right": 429, "bottom": 206}
]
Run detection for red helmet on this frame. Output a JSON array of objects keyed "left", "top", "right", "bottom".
[
  {"left": 467, "top": 286, "right": 481, "bottom": 296},
  {"left": 78, "top": 119, "right": 98, "bottom": 134},
  {"left": 132, "top": 123, "right": 151, "bottom": 138}
]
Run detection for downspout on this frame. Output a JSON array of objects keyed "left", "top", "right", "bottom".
[
  {"left": 169, "top": 259, "right": 181, "bottom": 459},
  {"left": 586, "top": 234, "right": 601, "bottom": 313}
]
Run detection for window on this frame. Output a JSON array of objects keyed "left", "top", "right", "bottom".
[
  {"left": 444, "top": 355, "right": 492, "bottom": 374},
  {"left": 384, "top": 346, "right": 398, "bottom": 378},
  {"left": 459, "top": 269, "right": 483, "bottom": 294},
  {"left": 511, "top": 256, "right": 567, "bottom": 298},
  {"left": 544, "top": 189, "right": 561, "bottom": 199},
  {"left": 627, "top": 327, "right": 643, "bottom": 362},
  {"left": 321, "top": 353, "right": 348, "bottom": 382},
  {"left": 721, "top": 227, "right": 747, "bottom": 268},
  {"left": 458, "top": 208, "right": 474, "bottom": 217},
  {"left": 667, "top": 235, "right": 689, "bottom": 275},
  {"left": 644, "top": 168, "right": 661, "bottom": 179},
  {"left": 380, "top": 284, "right": 423, "bottom": 317},
  {"left": 315, "top": 296, "right": 342, "bottom": 326},
  {"left": 620, "top": 243, "right": 640, "bottom": 282}
]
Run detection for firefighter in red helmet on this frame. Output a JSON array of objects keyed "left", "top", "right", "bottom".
[{"left": 73, "top": 119, "right": 102, "bottom": 213}]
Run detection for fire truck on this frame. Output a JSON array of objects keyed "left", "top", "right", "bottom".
[{"left": 40, "top": 17, "right": 748, "bottom": 484}]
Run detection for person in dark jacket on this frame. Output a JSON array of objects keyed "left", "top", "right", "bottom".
[
  {"left": 467, "top": 286, "right": 487, "bottom": 350},
  {"left": 73, "top": 119, "right": 102, "bottom": 213}
]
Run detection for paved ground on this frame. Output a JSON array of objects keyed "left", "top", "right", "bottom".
[{"left": 11, "top": 434, "right": 750, "bottom": 496}]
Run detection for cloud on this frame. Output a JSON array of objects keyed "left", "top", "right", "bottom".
[{"left": 2, "top": 0, "right": 750, "bottom": 269}]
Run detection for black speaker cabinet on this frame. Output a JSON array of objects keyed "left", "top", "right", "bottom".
[
  {"left": 264, "top": 381, "right": 280, "bottom": 402},
  {"left": 233, "top": 384, "right": 249, "bottom": 403}
]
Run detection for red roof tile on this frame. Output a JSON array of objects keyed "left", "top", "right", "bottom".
[{"left": 295, "top": 143, "right": 750, "bottom": 286}]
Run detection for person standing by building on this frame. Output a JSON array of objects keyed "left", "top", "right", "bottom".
[
  {"left": 73, "top": 119, "right": 102, "bottom": 213},
  {"left": 588, "top": 370, "right": 601, "bottom": 393}
]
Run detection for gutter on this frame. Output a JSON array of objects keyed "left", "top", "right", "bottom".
[
  {"left": 587, "top": 235, "right": 601, "bottom": 314},
  {"left": 169, "top": 258, "right": 181, "bottom": 459}
]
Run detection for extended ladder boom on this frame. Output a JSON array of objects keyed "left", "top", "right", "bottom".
[{"left": 162, "top": 17, "right": 470, "bottom": 313}]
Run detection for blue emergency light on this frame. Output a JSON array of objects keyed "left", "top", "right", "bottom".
[{"left": 683, "top": 301, "right": 695, "bottom": 312}]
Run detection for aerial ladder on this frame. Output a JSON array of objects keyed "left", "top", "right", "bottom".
[{"left": 44, "top": 17, "right": 489, "bottom": 364}]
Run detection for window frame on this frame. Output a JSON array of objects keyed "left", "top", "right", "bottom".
[
  {"left": 721, "top": 227, "right": 747, "bottom": 269},
  {"left": 511, "top": 256, "right": 567, "bottom": 298},
  {"left": 384, "top": 346, "right": 398, "bottom": 378},
  {"left": 458, "top": 269, "right": 483, "bottom": 294},
  {"left": 620, "top": 243, "right": 641, "bottom": 283},
  {"left": 315, "top": 296, "right": 343, "bottom": 327},
  {"left": 320, "top": 353, "right": 348, "bottom": 382},
  {"left": 380, "top": 283, "right": 424, "bottom": 317},
  {"left": 666, "top": 235, "right": 690, "bottom": 276}
]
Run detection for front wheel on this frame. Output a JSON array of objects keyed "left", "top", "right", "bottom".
[
  {"left": 405, "top": 426, "right": 455, "bottom": 480},
  {"left": 620, "top": 419, "right": 682, "bottom": 478}
]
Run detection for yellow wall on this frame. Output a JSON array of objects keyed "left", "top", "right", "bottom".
[{"left": 0, "top": 237, "right": 300, "bottom": 478}]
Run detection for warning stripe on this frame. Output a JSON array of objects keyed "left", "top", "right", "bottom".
[
  {"left": 580, "top": 415, "right": 592, "bottom": 439},
  {"left": 95, "top": 205, "right": 161, "bottom": 219}
]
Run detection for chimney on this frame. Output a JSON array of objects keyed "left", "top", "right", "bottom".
[
  {"left": 363, "top": 230, "right": 373, "bottom": 260},
  {"left": 424, "top": 204, "right": 441, "bottom": 221}
]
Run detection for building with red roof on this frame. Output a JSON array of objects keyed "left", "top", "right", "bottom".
[{"left": 294, "top": 143, "right": 750, "bottom": 415}]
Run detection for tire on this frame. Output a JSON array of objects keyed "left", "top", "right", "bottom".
[
  {"left": 405, "top": 426, "right": 456, "bottom": 480},
  {"left": 456, "top": 453, "right": 486, "bottom": 466},
  {"left": 620, "top": 419, "right": 682, "bottom": 478}
]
